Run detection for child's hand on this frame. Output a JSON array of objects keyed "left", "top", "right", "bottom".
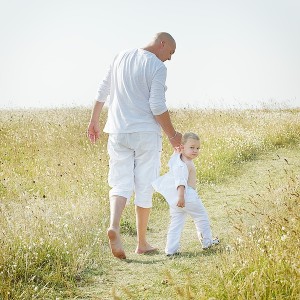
[
  {"left": 174, "top": 144, "right": 183, "bottom": 154},
  {"left": 177, "top": 197, "right": 185, "bottom": 208}
]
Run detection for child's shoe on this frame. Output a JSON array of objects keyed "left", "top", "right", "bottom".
[
  {"left": 166, "top": 251, "right": 181, "bottom": 257},
  {"left": 202, "top": 237, "right": 220, "bottom": 250}
]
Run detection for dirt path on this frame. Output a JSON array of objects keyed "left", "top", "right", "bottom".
[{"left": 76, "top": 147, "right": 300, "bottom": 300}]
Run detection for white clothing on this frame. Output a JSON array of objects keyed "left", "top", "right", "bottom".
[
  {"left": 165, "top": 187, "right": 213, "bottom": 254},
  {"left": 152, "top": 153, "right": 189, "bottom": 207},
  {"left": 152, "top": 153, "right": 214, "bottom": 254},
  {"left": 96, "top": 48, "right": 168, "bottom": 204},
  {"left": 108, "top": 132, "right": 162, "bottom": 208},
  {"left": 96, "top": 48, "right": 168, "bottom": 134}
]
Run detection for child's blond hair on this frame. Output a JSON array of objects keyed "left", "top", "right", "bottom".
[{"left": 182, "top": 132, "right": 200, "bottom": 144}]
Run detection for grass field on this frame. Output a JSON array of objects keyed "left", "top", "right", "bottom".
[{"left": 0, "top": 108, "right": 299, "bottom": 299}]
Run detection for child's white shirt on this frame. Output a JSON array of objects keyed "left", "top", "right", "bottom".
[{"left": 152, "top": 152, "right": 189, "bottom": 206}]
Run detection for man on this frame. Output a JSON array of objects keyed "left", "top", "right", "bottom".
[{"left": 87, "top": 32, "right": 182, "bottom": 259}]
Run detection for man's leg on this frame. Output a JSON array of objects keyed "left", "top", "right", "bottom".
[
  {"left": 107, "top": 195, "right": 127, "bottom": 259},
  {"left": 135, "top": 206, "right": 157, "bottom": 254},
  {"left": 133, "top": 133, "right": 162, "bottom": 254}
]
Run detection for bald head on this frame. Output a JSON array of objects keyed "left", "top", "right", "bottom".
[
  {"left": 143, "top": 32, "right": 176, "bottom": 62},
  {"left": 153, "top": 32, "right": 176, "bottom": 45}
]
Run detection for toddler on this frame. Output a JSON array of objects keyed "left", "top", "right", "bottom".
[{"left": 152, "top": 132, "right": 219, "bottom": 255}]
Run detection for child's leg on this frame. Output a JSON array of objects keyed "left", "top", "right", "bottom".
[
  {"left": 165, "top": 207, "right": 186, "bottom": 255},
  {"left": 187, "top": 198, "right": 213, "bottom": 248}
]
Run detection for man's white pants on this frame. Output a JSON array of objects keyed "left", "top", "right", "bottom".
[
  {"left": 107, "top": 132, "right": 162, "bottom": 208},
  {"left": 165, "top": 188, "right": 213, "bottom": 255}
]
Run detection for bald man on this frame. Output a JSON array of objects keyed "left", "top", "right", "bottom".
[{"left": 88, "top": 32, "right": 182, "bottom": 259}]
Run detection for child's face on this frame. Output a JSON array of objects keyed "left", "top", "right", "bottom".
[{"left": 181, "top": 138, "right": 200, "bottom": 160}]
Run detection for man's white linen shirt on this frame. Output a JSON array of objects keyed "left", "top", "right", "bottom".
[{"left": 96, "top": 48, "right": 168, "bottom": 133}]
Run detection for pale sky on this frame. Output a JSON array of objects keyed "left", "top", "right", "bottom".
[{"left": 0, "top": 0, "right": 300, "bottom": 109}]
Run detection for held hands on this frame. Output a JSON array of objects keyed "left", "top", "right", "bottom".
[
  {"left": 168, "top": 131, "right": 182, "bottom": 149},
  {"left": 174, "top": 144, "right": 183, "bottom": 154}
]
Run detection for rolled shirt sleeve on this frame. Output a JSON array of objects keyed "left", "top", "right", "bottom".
[
  {"left": 169, "top": 153, "right": 189, "bottom": 190},
  {"left": 95, "top": 66, "right": 112, "bottom": 103},
  {"left": 149, "top": 66, "right": 168, "bottom": 115},
  {"left": 171, "top": 164, "right": 188, "bottom": 190}
]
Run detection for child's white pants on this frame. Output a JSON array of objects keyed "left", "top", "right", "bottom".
[{"left": 165, "top": 188, "right": 213, "bottom": 255}]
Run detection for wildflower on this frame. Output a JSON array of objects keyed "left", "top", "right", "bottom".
[
  {"left": 236, "top": 237, "right": 243, "bottom": 244},
  {"left": 281, "top": 235, "right": 287, "bottom": 241}
]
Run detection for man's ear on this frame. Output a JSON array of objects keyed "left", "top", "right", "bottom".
[{"left": 179, "top": 144, "right": 184, "bottom": 151}]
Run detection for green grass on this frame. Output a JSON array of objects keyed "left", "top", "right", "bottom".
[
  {"left": 163, "top": 172, "right": 300, "bottom": 299},
  {"left": 0, "top": 107, "right": 299, "bottom": 299}
]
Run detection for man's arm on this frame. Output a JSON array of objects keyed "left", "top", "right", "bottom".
[
  {"left": 154, "top": 111, "right": 182, "bottom": 148},
  {"left": 87, "top": 101, "right": 105, "bottom": 143}
]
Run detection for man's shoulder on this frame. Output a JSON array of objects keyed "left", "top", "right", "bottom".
[
  {"left": 115, "top": 48, "right": 136, "bottom": 58},
  {"left": 114, "top": 48, "right": 166, "bottom": 73},
  {"left": 138, "top": 49, "right": 166, "bottom": 68},
  {"left": 122, "top": 48, "right": 137, "bottom": 54}
]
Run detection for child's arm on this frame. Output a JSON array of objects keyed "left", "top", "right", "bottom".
[{"left": 177, "top": 185, "right": 185, "bottom": 207}]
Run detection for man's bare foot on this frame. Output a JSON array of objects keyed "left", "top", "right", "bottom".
[
  {"left": 107, "top": 228, "right": 126, "bottom": 259},
  {"left": 135, "top": 243, "right": 158, "bottom": 254}
]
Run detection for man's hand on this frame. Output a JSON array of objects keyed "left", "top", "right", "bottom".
[
  {"left": 174, "top": 143, "right": 183, "bottom": 154},
  {"left": 87, "top": 121, "right": 100, "bottom": 143},
  {"left": 87, "top": 101, "right": 104, "bottom": 143},
  {"left": 154, "top": 111, "right": 182, "bottom": 148},
  {"left": 169, "top": 131, "right": 182, "bottom": 149}
]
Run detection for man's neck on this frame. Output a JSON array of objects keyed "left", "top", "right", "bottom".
[{"left": 142, "top": 45, "right": 158, "bottom": 57}]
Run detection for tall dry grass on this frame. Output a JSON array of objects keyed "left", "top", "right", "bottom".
[
  {"left": 0, "top": 107, "right": 299, "bottom": 299},
  {"left": 164, "top": 171, "right": 300, "bottom": 299},
  {"left": 168, "top": 108, "right": 300, "bottom": 182}
]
